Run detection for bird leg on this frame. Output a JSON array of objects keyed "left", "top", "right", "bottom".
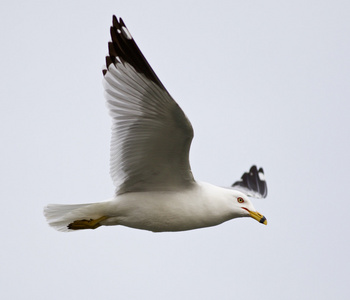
[{"left": 68, "top": 216, "right": 108, "bottom": 230}]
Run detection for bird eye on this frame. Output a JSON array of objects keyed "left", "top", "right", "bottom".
[{"left": 237, "top": 197, "right": 244, "bottom": 203}]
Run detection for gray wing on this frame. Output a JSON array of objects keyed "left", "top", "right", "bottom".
[
  {"left": 231, "top": 165, "right": 268, "bottom": 198},
  {"left": 102, "top": 16, "right": 195, "bottom": 195}
]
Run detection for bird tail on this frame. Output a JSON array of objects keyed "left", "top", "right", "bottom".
[{"left": 43, "top": 202, "right": 106, "bottom": 232}]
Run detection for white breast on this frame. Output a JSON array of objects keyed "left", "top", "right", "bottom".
[{"left": 101, "top": 182, "right": 236, "bottom": 232}]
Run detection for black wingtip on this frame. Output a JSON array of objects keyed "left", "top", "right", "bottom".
[
  {"left": 102, "top": 55, "right": 113, "bottom": 77},
  {"left": 232, "top": 165, "right": 268, "bottom": 198},
  {"left": 108, "top": 42, "right": 117, "bottom": 61},
  {"left": 105, "top": 55, "right": 112, "bottom": 67},
  {"left": 119, "top": 17, "right": 126, "bottom": 27},
  {"left": 112, "top": 15, "right": 119, "bottom": 28},
  {"left": 103, "top": 14, "right": 166, "bottom": 89}
]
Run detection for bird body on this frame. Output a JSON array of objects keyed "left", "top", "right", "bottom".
[
  {"left": 100, "top": 182, "right": 248, "bottom": 232},
  {"left": 44, "top": 15, "right": 268, "bottom": 233},
  {"left": 45, "top": 180, "right": 265, "bottom": 232}
]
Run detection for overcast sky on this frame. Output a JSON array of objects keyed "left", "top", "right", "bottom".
[{"left": 1, "top": 1, "right": 350, "bottom": 299}]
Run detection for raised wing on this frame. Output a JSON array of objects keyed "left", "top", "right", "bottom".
[
  {"left": 103, "top": 15, "right": 195, "bottom": 195},
  {"left": 231, "top": 165, "right": 268, "bottom": 198}
]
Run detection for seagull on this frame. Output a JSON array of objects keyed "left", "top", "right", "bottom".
[{"left": 44, "top": 15, "right": 268, "bottom": 232}]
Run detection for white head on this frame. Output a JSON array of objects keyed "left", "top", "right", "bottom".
[{"left": 230, "top": 190, "right": 267, "bottom": 225}]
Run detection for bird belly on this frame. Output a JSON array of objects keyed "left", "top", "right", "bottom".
[{"left": 101, "top": 189, "right": 232, "bottom": 232}]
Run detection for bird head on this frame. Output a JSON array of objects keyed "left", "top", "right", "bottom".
[{"left": 231, "top": 191, "right": 267, "bottom": 225}]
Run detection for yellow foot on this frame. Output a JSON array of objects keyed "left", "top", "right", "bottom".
[{"left": 68, "top": 216, "right": 108, "bottom": 230}]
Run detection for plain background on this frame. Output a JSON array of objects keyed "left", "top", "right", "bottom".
[{"left": 1, "top": 1, "right": 349, "bottom": 299}]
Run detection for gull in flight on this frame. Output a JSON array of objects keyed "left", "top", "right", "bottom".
[{"left": 44, "top": 15, "right": 268, "bottom": 232}]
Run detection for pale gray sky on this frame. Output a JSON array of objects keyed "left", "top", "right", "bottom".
[{"left": 1, "top": 0, "right": 350, "bottom": 299}]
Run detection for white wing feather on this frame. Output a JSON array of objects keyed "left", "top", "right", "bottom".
[{"left": 103, "top": 62, "right": 194, "bottom": 195}]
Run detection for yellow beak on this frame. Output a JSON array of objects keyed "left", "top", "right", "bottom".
[{"left": 248, "top": 210, "right": 267, "bottom": 225}]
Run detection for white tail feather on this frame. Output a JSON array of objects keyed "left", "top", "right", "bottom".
[{"left": 44, "top": 203, "right": 106, "bottom": 232}]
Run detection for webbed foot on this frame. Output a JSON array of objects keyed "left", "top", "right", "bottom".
[{"left": 68, "top": 216, "right": 108, "bottom": 230}]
